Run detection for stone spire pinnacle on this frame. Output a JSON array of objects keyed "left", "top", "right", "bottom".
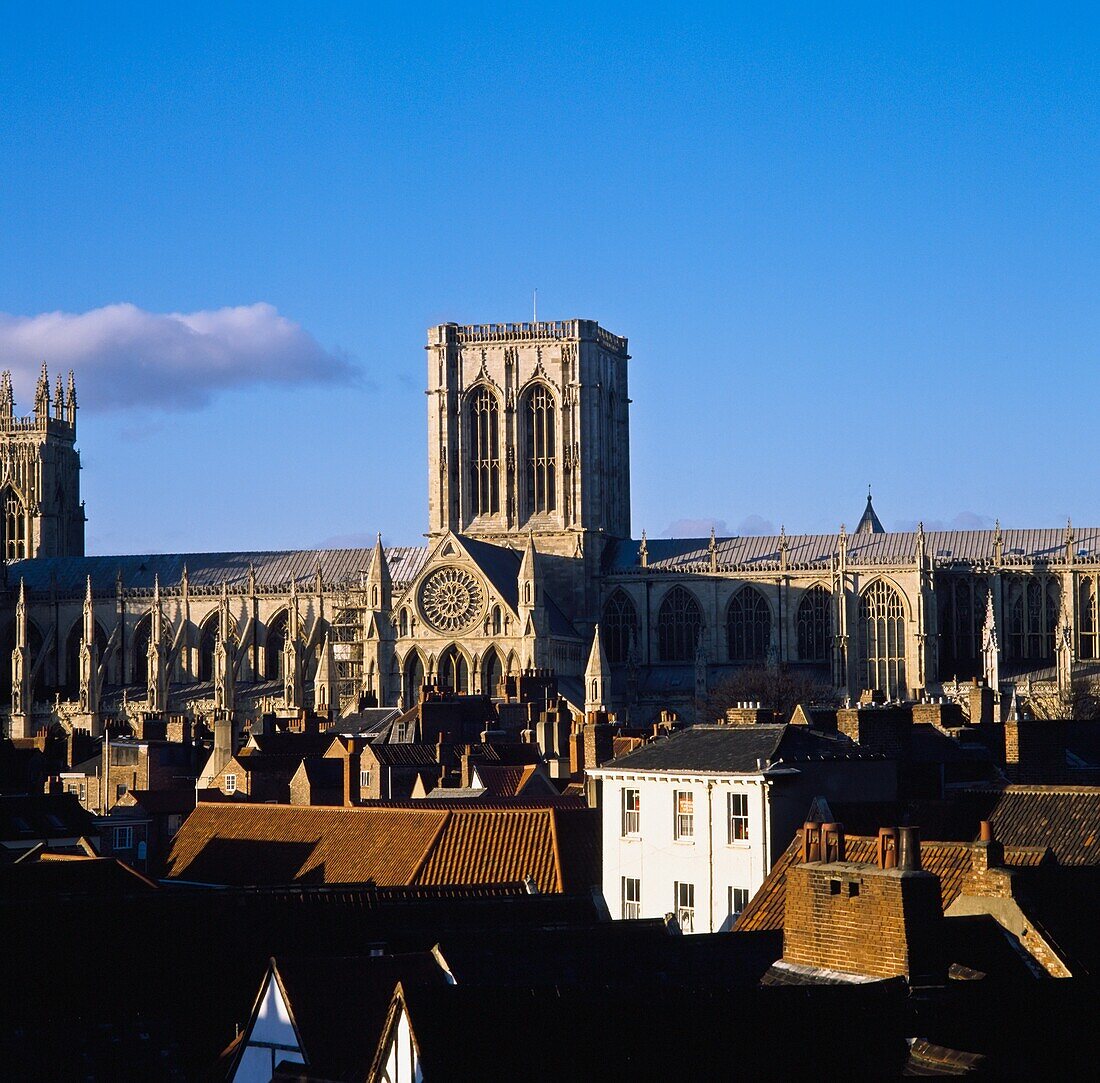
[
  {"left": 34, "top": 362, "right": 50, "bottom": 420},
  {"left": 0, "top": 371, "right": 12, "bottom": 417},
  {"left": 584, "top": 623, "right": 611, "bottom": 714},
  {"left": 639, "top": 529, "right": 649, "bottom": 568},
  {"left": 367, "top": 531, "right": 392, "bottom": 610}
]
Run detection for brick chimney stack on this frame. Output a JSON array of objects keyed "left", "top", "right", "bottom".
[{"left": 783, "top": 822, "right": 945, "bottom": 986}]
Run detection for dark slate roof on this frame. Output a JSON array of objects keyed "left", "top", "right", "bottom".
[
  {"left": 855, "top": 492, "right": 885, "bottom": 534},
  {"left": 603, "top": 526, "right": 1100, "bottom": 573},
  {"left": 597, "top": 724, "right": 881, "bottom": 774},
  {"left": 0, "top": 855, "right": 159, "bottom": 898},
  {"left": 7, "top": 546, "right": 430, "bottom": 595},
  {"left": 0, "top": 793, "right": 95, "bottom": 843}
]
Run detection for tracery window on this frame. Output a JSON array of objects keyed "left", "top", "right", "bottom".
[
  {"left": 1005, "top": 576, "right": 1059, "bottom": 661},
  {"left": 858, "top": 581, "right": 906, "bottom": 698},
  {"left": 524, "top": 385, "right": 557, "bottom": 517},
  {"left": 796, "top": 586, "right": 832, "bottom": 663},
  {"left": 265, "top": 610, "right": 288, "bottom": 681},
  {"left": 132, "top": 616, "right": 152, "bottom": 687},
  {"left": 198, "top": 617, "right": 219, "bottom": 682},
  {"left": 938, "top": 576, "right": 989, "bottom": 679},
  {"left": 727, "top": 586, "right": 771, "bottom": 662},
  {"left": 438, "top": 646, "right": 469, "bottom": 694},
  {"left": 4, "top": 490, "right": 26, "bottom": 561},
  {"left": 483, "top": 649, "right": 503, "bottom": 698},
  {"left": 403, "top": 652, "right": 425, "bottom": 705},
  {"left": 657, "top": 586, "right": 703, "bottom": 662},
  {"left": 602, "top": 590, "right": 638, "bottom": 664},
  {"left": 1080, "top": 577, "right": 1098, "bottom": 660},
  {"left": 468, "top": 386, "right": 500, "bottom": 516}
]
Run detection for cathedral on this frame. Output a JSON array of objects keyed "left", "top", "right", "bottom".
[{"left": 1, "top": 321, "right": 1095, "bottom": 739}]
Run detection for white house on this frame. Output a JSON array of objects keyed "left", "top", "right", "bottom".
[{"left": 588, "top": 724, "right": 896, "bottom": 933}]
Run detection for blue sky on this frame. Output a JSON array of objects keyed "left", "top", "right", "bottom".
[{"left": 1, "top": 3, "right": 1097, "bottom": 553}]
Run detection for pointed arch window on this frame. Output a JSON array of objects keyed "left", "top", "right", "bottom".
[
  {"left": 198, "top": 617, "right": 219, "bottom": 682},
  {"left": 483, "top": 649, "right": 503, "bottom": 698},
  {"left": 657, "top": 586, "right": 703, "bottom": 662},
  {"left": 1080, "top": 577, "right": 1097, "bottom": 660},
  {"left": 438, "top": 646, "right": 469, "bottom": 694},
  {"left": 727, "top": 586, "right": 771, "bottom": 662},
  {"left": 796, "top": 586, "right": 832, "bottom": 663},
  {"left": 603, "top": 590, "right": 638, "bottom": 664},
  {"left": 468, "top": 386, "right": 500, "bottom": 516},
  {"left": 858, "top": 581, "right": 906, "bottom": 698},
  {"left": 524, "top": 385, "right": 557, "bottom": 517},
  {"left": 403, "top": 652, "right": 425, "bottom": 706},
  {"left": 1005, "top": 576, "right": 1058, "bottom": 661},
  {"left": 132, "top": 616, "right": 152, "bottom": 687},
  {"left": 3, "top": 489, "right": 26, "bottom": 561},
  {"left": 265, "top": 610, "right": 289, "bottom": 681},
  {"left": 938, "top": 576, "right": 989, "bottom": 679}
]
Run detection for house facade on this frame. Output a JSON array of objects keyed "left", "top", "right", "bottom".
[{"left": 588, "top": 724, "right": 895, "bottom": 932}]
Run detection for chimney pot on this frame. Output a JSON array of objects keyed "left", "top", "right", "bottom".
[
  {"left": 898, "top": 826, "right": 922, "bottom": 871},
  {"left": 802, "top": 821, "right": 822, "bottom": 863},
  {"left": 877, "top": 826, "right": 899, "bottom": 869},
  {"left": 821, "top": 822, "right": 845, "bottom": 863},
  {"left": 979, "top": 820, "right": 993, "bottom": 842}
]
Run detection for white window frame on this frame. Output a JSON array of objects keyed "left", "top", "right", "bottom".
[
  {"left": 113, "top": 825, "right": 134, "bottom": 851},
  {"left": 621, "top": 876, "right": 641, "bottom": 920},
  {"left": 674, "top": 789, "right": 694, "bottom": 841},
  {"left": 675, "top": 881, "right": 695, "bottom": 932},
  {"left": 729, "top": 885, "right": 749, "bottom": 919},
  {"left": 360, "top": 767, "right": 372, "bottom": 791},
  {"left": 224, "top": 773, "right": 237, "bottom": 794},
  {"left": 621, "top": 787, "right": 640, "bottom": 836},
  {"left": 727, "top": 791, "right": 749, "bottom": 844}
]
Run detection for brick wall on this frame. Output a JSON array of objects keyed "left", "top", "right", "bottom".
[{"left": 783, "top": 862, "right": 944, "bottom": 983}]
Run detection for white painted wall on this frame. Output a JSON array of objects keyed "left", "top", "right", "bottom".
[
  {"left": 593, "top": 771, "right": 773, "bottom": 934},
  {"left": 233, "top": 972, "right": 305, "bottom": 1083},
  {"left": 381, "top": 1008, "right": 423, "bottom": 1083}
]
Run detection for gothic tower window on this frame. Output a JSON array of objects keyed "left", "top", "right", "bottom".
[
  {"left": 468, "top": 386, "right": 500, "bottom": 517},
  {"left": 858, "top": 580, "right": 906, "bottom": 698},
  {"left": 603, "top": 590, "right": 638, "bottom": 664},
  {"left": 727, "top": 586, "right": 771, "bottom": 662},
  {"left": 524, "top": 384, "right": 557, "bottom": 517},
  {"left": 796, "top": 585, "right": 832, "bottom": 663},
  {"left": 3, "top": 489, "right": 26, "bottom": 561},
  {"left": 438, "top": 646, "right": 469, "bottom": 694},
  {"left": 1080, "top": 577, "right": 1097, "bottom": 660},
  {"left": 657, "top": 586, "right": 703, "bottom": 662}
]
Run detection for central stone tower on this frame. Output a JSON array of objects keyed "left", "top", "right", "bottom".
[{"left": 426, "top": 320, "right": 631, "bottom": 559}]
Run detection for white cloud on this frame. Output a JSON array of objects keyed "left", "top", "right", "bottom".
[
  {"left": 0, "top": 302, "right": 355, "bottom": 412},
  {"left": 664, "top": 517, "right": 729, "bottom": 538}
]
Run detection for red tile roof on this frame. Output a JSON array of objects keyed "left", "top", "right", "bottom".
[
  {"left": 734, "top": 833, "right": 1046, "bottom": 933},
  {"left": 163, "top": 802, "right": 599, "bottom": 892}
]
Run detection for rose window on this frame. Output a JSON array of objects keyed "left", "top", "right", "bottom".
[{"left": 419, "top": 567, "right": 484, "bottom": 632}]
